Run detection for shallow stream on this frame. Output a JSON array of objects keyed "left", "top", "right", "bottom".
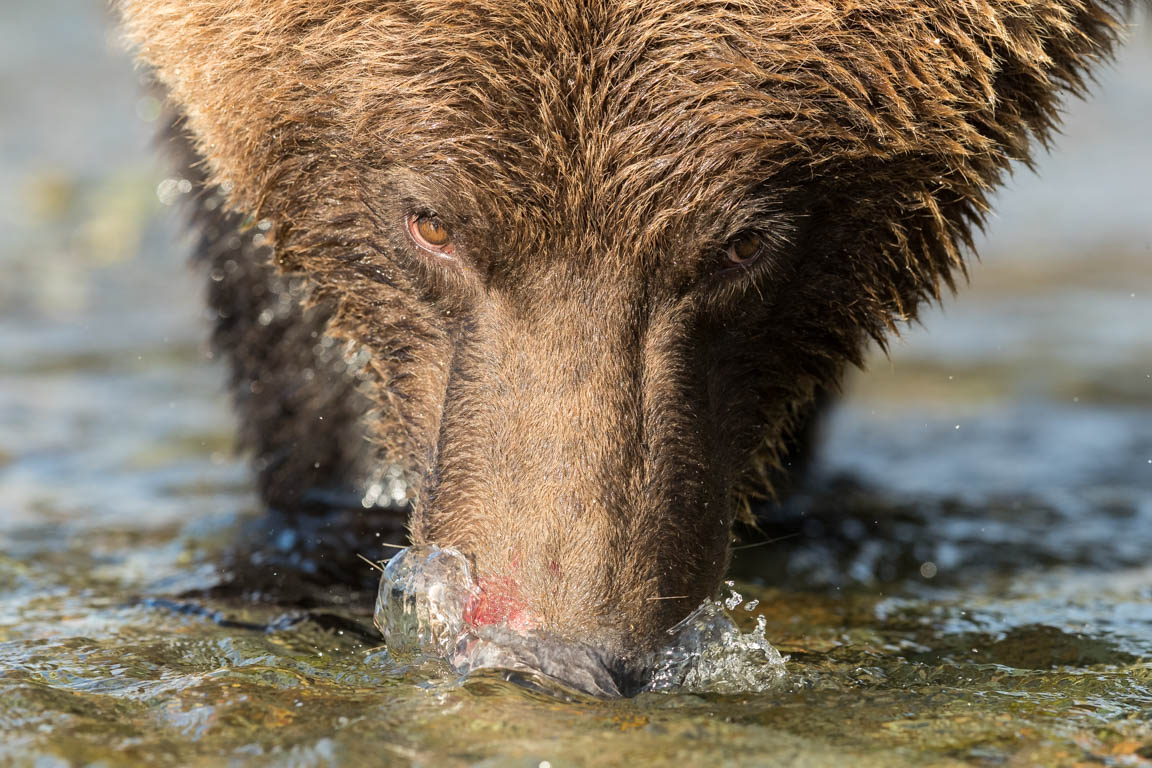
[{"left": 1, "top": 2, "right": 1150, "bottom": 766}]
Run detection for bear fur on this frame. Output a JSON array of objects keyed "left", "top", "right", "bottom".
[{"left": 117, "top": 0, "right": 1136, "bottom": 654}]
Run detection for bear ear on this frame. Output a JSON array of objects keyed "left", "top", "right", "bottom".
[
  {"left": 753, "top": 0, "right": 1135, "bottom": 174},
  {"left": 934, "top": 0, "right": 1133, "bottom": 164},
  {"left": 742, "top": 0, "right": 1137, "bottom": 320},
  {"left": 116, "top": 0, "right": 400, "bottom": 215}
]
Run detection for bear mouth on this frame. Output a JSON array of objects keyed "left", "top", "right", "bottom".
[{"left": 373, "top": 544, "right": 787, "bottom": 697}]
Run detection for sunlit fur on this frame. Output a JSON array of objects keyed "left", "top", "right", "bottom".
[{"left": 118, "top": 0, "right": 1136, "bottom": 654}]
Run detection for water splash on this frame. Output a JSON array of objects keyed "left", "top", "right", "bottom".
[
  {"left": 373, "top": 544, "right": 476, "bottom": 661},
  {"left": 373, "top": 546, "right": 786, "bottom": 697},
  {"left": 642, "top": 582, "right": 786, "bottom": 695}
]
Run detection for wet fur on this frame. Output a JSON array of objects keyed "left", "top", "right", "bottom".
[{"left": 119, "top": 0, "right": 1136, "bottom": 652}]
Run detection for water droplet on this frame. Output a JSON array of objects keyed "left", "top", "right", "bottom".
[
  {"left": 135, "top": 95, "right": 162, "bottom": 123},
  {"left": 361, "top": 482, "right": 384, "bottom": 508},
  {"left": 156, "top": 178, "right": 183, "bottom": 206}
]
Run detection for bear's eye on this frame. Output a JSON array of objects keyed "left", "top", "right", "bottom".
[
  {"left": 723, "top": 231, "right": 763, "bottom": 267},
  {"left": 407, "top": 213, "right": 454, "bottom": 256}
]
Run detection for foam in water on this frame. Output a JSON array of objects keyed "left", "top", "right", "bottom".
[{"left": 373, "top": 545, "right": 786, "bottom": 697}]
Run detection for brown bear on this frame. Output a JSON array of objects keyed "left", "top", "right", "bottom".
[{"left": 116, "top": 0, "right": 1139, "bottom": 658}]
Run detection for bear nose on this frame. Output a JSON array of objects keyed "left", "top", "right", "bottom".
[{"left": 463, "top": 576, "right": 539, "bottom": 633}]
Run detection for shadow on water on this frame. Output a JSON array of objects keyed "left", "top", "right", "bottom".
[{"left": 1, "top": 1, "right": 1151, "bottom": 766}]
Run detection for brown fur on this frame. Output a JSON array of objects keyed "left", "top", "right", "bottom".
[{"left": 118, "top": 0, "right": 1136, "bottom": 655}]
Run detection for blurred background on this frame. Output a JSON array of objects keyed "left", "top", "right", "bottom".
[{"left": 0, "top": 2, "right": 1149, "bottom": 545}]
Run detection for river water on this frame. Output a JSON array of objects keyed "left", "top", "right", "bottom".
[{"left": 1, "top": 2, "right": 1150, "bottom": 765}]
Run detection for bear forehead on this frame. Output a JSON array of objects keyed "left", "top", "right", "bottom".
[
  {"left": 356, "top": 1, "right": 796, "bottom": 237},
  {"left": 320, "top": 0, "right": 942, "bottom": 166}
]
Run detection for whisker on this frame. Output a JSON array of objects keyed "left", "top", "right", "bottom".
[
  {"left": 732, "top": 532, "right": 801, "bottom": 551},
  {"left": 357, "top": 552, "right": 388, "bottom": 572},
  {"left": 647, "top": 595, "right": 690, "bottom": 601}
]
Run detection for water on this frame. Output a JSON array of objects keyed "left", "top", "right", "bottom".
[{"left": 2, "top": 1, "right": 1151, "bottom": 765}]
